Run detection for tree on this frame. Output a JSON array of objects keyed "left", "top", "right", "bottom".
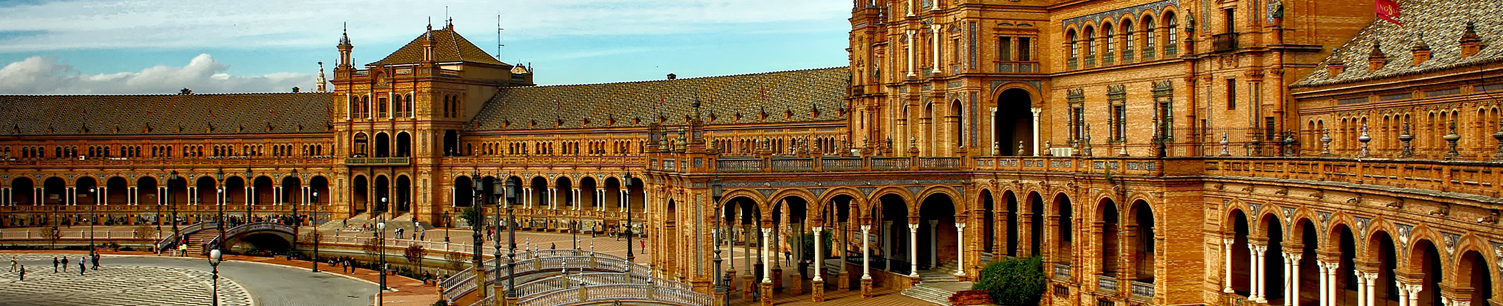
[
  {"left": 361, "top": 237, "right": 380, "bottom": 261},
  {"left": 457, "top": 207, "right": 481, "bottom": 228},
  {"left": 132, "top": 225, "right": 155, "bottom": 240},
  {"left": 404, "top": 244, "right": 427, "bottom": 274},
  {"left": 972, "top": 256, "right": 1046, "bottom": 306},
  {"left": 302, "top": 230, "right": 324, "bottom": 245}
]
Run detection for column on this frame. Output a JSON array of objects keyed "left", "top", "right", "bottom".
[
  {"left": 68, "top": 187, "right": 75, "bottom": 205},
  {"left": 1030, "top": 108, "right": 1042, "bottom": 156},
  {"left": 1354, "top": 270, "right": 1367, "bottom": 306},
  {"left": 1397, "top": 283, "right": 1409, "bottom": 306},
  {"left": 1289, "top": 252, "right": 1302, "bottom": 306},
  {"left": 761, "top": 227, "right": 772, "bottom": 283},
  {"left": 1405, "top": 284, "right": 1422, "bottom": 306},
  {"left": 548, "top": 189, "right": 555, "bottom": 210},
  {"left": 930, "top": 24, "right": 941, "bottom": 74},
  {"left": 927, "top": 220, "right": 939, "bottom": 269},
  {"left": 1325, "top": 262, "right": 1338, "bottom": 306},
  {"left": 273, "top": 187, "right": 280, "bottom": 206},
  {"left": 955, "top": 222, "right": 966, "bottom": 277},
  {"left": 619, "top": 190, "right": 627, "bottom": 211},
  {"left": 1317, "top": 262, "right": 1330, "bottom": 306},
  {"left": 905, "top": 30, "right": 916, "bottom": 77},
  {"left": 813, "top": 226, "right": 824, "bottom": 282},
  {"left": 908, "top": 222, "right": 919, "bottom": 277},
  {"left": 1283, "top": 253, "right": 1292, "bottom": 306},
  {"left": 1250, "top": 244, "right": 1265, "bottom": 302},
  {"left": 1224, "top": 238, "right": 1235, "bottom": 293},
  {"left": 860, "top": 224, "right": 872, "bottom": 280},
  {"left": 100, "top": 187, "right": 106, "bottom": 205},
  {"left": 1362, "top": 272, "right": 1376, "bottom": 306},
  {"left": 245, "top": 187, "right": 251, "bottom": 207},
  {"left": 572, "top": 188, "right": 580, "bottom": 211},
  {"left": 882, "top": 221, "right": 893, "bottom": 269},
  {"left": 34, "top": 188, "right": 40, "bottom": 206}
]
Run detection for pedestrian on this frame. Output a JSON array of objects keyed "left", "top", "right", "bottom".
[
  {"left": 419, "top": 231, "right": 425, "bottom": 241},
  {"left": 92, "top": 253, "right": 99, "bottom": 270},
  {"left": 78, "top": 258, "right": 85, "bottom": 276},
  {"left": 52, "top": 256, "right": 58, "bottom": 273},
  {"left": 60, "top": 256, "right": 67, "bottom": 272},
  {"left": 18, "top": 265, "right": 23, "bottom": 281},
  {"left": 550, "top": 242, "right": 556, "bottom": 250},
  {"left": 8, "top": 256, "right": 15, "bottom": 272}
]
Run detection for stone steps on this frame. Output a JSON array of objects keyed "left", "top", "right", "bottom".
[{"left": 901, "top": 283, "right": 956, "bottom": 305}]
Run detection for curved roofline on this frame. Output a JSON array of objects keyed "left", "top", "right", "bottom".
[
  {"left": 0, "top": 92, "right": 333, "bottom": 98},
  {"left": 518, "top": 66, "right": 850, "bottom": 89}
]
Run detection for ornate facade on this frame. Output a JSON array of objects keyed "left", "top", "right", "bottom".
[{"left": 1, "top": 0, "right": 1501, "bottom": 305}]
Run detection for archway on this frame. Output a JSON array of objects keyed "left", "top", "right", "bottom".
[
  {"left": 604, "top": 177, "right": 621, "bottom": 212},
  {"left": 281, "top": 175, "right": 301, "bottom": 207},
  {"left": 994, "top": 88, "right": 1034, "bottom": 156},
  {"left": 1052, "top": 194, "right": 1073, "bottom": 265},
  {"left": 374, "top": 132, "right": 390, "bottom": 157},
  {"left": 580, "top": 177, "right": 597, "bottom": 211},
  {"left": 1004, "top": 191, "right": 1020, "bottom": 257},
  {"left": 725, "top": 195, "right": 764, "bottom": 288},
  {"left": 1130, "top": 200, "right": 1155, "bottom": 283},
  {"left": 875, "top": 194, "right": 911, "bottom": 274},
  {"left": 225, "top": 176, "right": 246, "bottom": 210},
  {"left": 1411, "top": 239, "right": 1443, "bottom": 306},
  {"left": 374, "top": 176, "right": 390, "bottom": 213},
  {"left": 978, "top": 189, "right": 994, "bottom": 255},
  {"left": 1368, "top": 231, "right": 1398, "bottom": 306},
  {"left": 195, "top": 176, "right": 216, "bottom": 213},
  {"left": 529, "top": 177, "right": 548, "bottom": 209},
  {"left": 1295, "top": 219, "right": 1320, "bottom": 305},
  {"left": 1229, "top": 210, "right": 1251, "bottom": 296},
  {"left": 76, "top": 177, "right": 98, "bottom": 207},
  {"left": 555, "top": 177, "right": 573, "bottom": 211},
  {"left": 947, "top": 100, "right": 963, "bottom": 149},
  {"left": 1456, "top": 250, "right": 1493, "bottom": 305},
  {"left": 918, "top": 192, "right": 957, "bottom": 271},
  {"left": 1028, "top": 192, "right": 1043, "bottom": 257},
  {"left": 1263, "top": 216, "right": 1285, "bottom": 302},
  {"left": 771, "top": 194, "right": 810, "bottom": 286},
  {"left": 1335, "top": 225, "right": 1357, "bottom": 306},
  {"left": 1099, "top": 199, "right": 1120, "bottom": 277},
  {"left": 136, "top": 177, "right": 158, "bottom": 226},
  {"left": 252, "top": 176, "right": 273, "bottom": 220},
  {"left": 353, "top": 133, "right": 369, "bottom": 157},
  {"left": 353, "top": 175, "right": 369, "bottom": 214},
  {"left": 9, "top": 177, "right": 32, "bottom": 206},
  {"left": 443, "top": 130, "right": 458, "bottom": 156},
  {"left": 309, "top": 176, "right": 330, "bottom": 224},
  {"left": 105, "top": 177, "right": 128, "bottom": 206},
  {"left": 395, "top": 132, "right": 412, "bottom": 157},
  {"left": 395, "top": 176, "right": 411, "bottom": 214}
]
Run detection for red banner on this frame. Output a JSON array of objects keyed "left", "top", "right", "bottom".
[{"left": 1376, "top": 0, "right": 1402, "bottom": 25}]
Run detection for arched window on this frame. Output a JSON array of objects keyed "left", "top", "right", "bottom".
[
  {"left": 1121, "top": 20, "right": 1134, "bottom": 61},
  {"left": 1142, "top": 16, "right": 1156, "bottom": 58},
  {"left": 1084, "top": 26, "right": 1096, "bottom": 57},
  {"left": 1164, "top": 12, "right": 1179, "bottom": 55},
  {"left": 1067, "top": 29, "right": 1079, "bottom": 69}
]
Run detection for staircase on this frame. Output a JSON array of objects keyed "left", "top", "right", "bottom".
[
  {"left": 902, "top": 261, "right": 971, "bottom": 306},
  {"left": 183, "top": 229, "right": 220, "bottom": 256}
]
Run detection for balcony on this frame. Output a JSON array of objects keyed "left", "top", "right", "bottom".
[
  {"left": 1129, "top": 280, "right": 1155, "bottom": 298},
  {"left": 1213, "top": 33, "right": 1238, "bottom": 53},
  {"left": 1097, "top": 275, "right": 1119, "bottom": 293},
  {"left": 345, "top": 156, "right": 410, "bottom": 166}
]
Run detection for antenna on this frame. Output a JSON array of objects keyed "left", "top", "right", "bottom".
[{"left": 497, "top": 14, "right": 506, "bottom": 60}]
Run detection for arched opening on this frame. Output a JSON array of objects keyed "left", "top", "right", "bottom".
[
  {"left": 136, "top": 177, "right": 158, "bottom": 226},
  {"left": 252, "top": 176, "right": 273, "bottom": 220},
  {"left": 225, "top": 176, "right": 246, "bottom": 212},
  {"left": 918, "top": 193, "right": 957, "bottom": 271},
  {"left": 1263, "top": 217, "right": 1285, "bottom": 302},
  {"left": 554, "top": 177, "right": 573, "bottom": 211},
  {"left": 374, "top": 176, "right": 390, "bottom": 213},
  {"left": 195, "top": 176, "right": 216, "bottom": 208},
  {"left": 627, "top": 177, "right": 645, "bottom": 215},
  {"left": 43, "top": 177, "right": 66, "bottom": 208},
  {"left": 665, "top": 199, "right": 678, "bottom": 277},
  {"left": 1004, "top": 191, "right": 1020, "bottom": 257},
  {"left": 166, "top": 175, "right": 189, "bottom": 224},
  {"left": 995, "top": 88, "right": 1034, "bottom": 156},
  {"left": 771, "top": 195, "right": 810, "bottom": 279},
  {"left": 76, "top": 177, "right": 98, "bottom": 207},
  {"left": 353, "top": 175, "right": 369, "bottom": 214},
  {"left": 530, "top": 177, "right": 548, "bottom": 209},
  {"left": 1336, "top": 225, "right": 1357, "bottom": 306},
  {"left": 604, "top": 178, "right": 622, "bottom": 212},
  {"left": 1028, "top": 192, "right": 1043, "bottom": 257},
  {"left": 396, "top": 132, "right": 412, "bottom": 157},
  {"left": 352, "top": 133, "right": 369, "bottom": 157},
  {"left": 1457, "top": 250, "right": 1494, "bottom": 305},
  {"left": 9, "top": 177, "right": 32, "bottom": 206},
  {"left": 443, "top": 130, "right": 459, "bottom": 156},
  {"left": 923, "top": 103, "right": 936, "bottom": 156},
  {"left": 875, "top": 194, "right": 911, "bottom": 274},
  {"left": 1229, "top": 210, "right": 1251, "bottom": 295},
  {"left": 451, "top": 176, "right": 471, "bottom": 208},
  {"left": 580, "top": 177, "right": 597, "bottom": 211},
  {"left": 1099, "top": 199, "right": 1120, "bottom": 276},
  {"left": 374, "top": 132, "right": 390, "bottom": 158},
  {"left": 725, "top": 195, "right": 763, "bottom": 284},
  {"left": 395, "top": 176, "right": 411, "bottom": 214},
  {"left": 1296, "top": 219, "right": 1320, "bottom": 305},
  {"left": 1411, "top": 240, "right": 1443, "bottom": 306},
  {"left": 105, "top": 177, "right": 128, "bottom": 205},
  {"left": 979, "top": 190, "right": 995, "bottom": 255},
  {"left": 1052, "top": 194, "right": 1073, "bottom": 265},
  {"left": 948, "top": 100, "right": 963, "bottom": 149},
  {"left": 1369, "top": 231, "right": 1398, "bottom": 305},
  {"left": 281, "top": 176, "right": 301, "bottom": 207},
  {"left": 1130, "top": 200, "right": 1155, "bottom": 282},
  {"left": 309, "top": 176, "right": 330, "bottom": 224}
]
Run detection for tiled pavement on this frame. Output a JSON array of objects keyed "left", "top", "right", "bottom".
[{"left": 0, "top": 261, "right": 253, "bottom": 306}]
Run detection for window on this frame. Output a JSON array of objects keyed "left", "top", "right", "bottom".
[
  {"left": 1018, "top": 37, "right": 1032, "bottom": 61},
  {"left": 377, "top": 97, "right": 388, "bottom": 118},
  {"left": 1165, "top": 14, "right": 1178, "bottom": 50},
  {"left": 1227, "top": 79, "right": 1238, "bottom": 110},
  {"left": 951, "top": 38, "right": 960, "bottom": 64},
  {"left": 1085, "top": 27, "right": 1096, "bottom": 56},
  {"left": 1104, "top": 25, "right": 1115, "bottom": 54},
  {"left": 999, "top": 37, "right": 1012, "bottom": 61},
  {"left": 1071, "top": 107, "right": 1085, "bottom": 140},
  {"left": 1122, "top": 22, "right": 1134, "bottom": 57},
  {"left": 1113, "top": 104, "right": 1127, "bottom": 141},
  {"left": 1223, "top": 8, "right": 1236, "bottom": 33},
  {"left": 1265, "top": 117, "right": 1277, "bottom": 141}
]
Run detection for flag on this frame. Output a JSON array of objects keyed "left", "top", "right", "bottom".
[{"left": 1376, "top": 0, "right": 1401, "bottom": 25}]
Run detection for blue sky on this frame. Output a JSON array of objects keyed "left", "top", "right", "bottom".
[{"left": 0, "top": 0, "right": 851, "bottom": 94}]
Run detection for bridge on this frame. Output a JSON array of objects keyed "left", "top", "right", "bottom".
[
  {"left": 442, "top": 249, "right": 709, "bottom": 306},
  {"left": 156, "top": 221, "right": 296, "bottom": 255}
]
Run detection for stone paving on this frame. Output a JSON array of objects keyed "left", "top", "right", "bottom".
[{"left": 0, "top": 259, "right": 252, "bottom": 306}]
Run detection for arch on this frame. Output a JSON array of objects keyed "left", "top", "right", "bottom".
[
  {"left": 42, "top": 176, "right": 66, "bottom": 206},
  {"left": 1098, "top": 198, "right": 1122, "bottom": 276},
  {"left": 352, "top": 132, "right": 369, "bottom": 157},
  {"left": 395, "top": 132, "right": 412, "bottom": 157},
  {"left": 1367, "top": 230, "right": 1400, "bottom": 305},
  {"left": 451, "top": 175, "right": 472, "bottom": 208},
  {"left": 917, "top": 191, "right": 958, "bottom": 270},
  {"left": 1228, "top": 208, "right": 1252, "bottom": 295},
  {"left": 1128, "top": 200, "right": 1155, "bottom": 282},
  {"left": 603, "top": 176, "right": 621, "bottom": 211},
  {"left": 195, "top": 176, "right": 216, "bottom": 207},
  {"left": 994, "top": 88, "right": 1035, "bottom": 156},
  {"left": 578, "top": 176, "right": 597, "bottom": 210},
  {"left": 874, "top": 193, "right": 913, "bottom": 274},
  {"left": 554, "top": 176, "right": 573, "bottom": 209},
  {"left": 374, "top": 132, "right": 391, "bottom": 158},
  {"left": 866, "top": 186, "right": 915, "bottom": 214},
  {"left": 9, "top": 177, "right": 33, "bottom": 205},
  {"left": 1027, "top": 191, "right": 1044, "bottom": 257},
  {"left": 75, "top": 176, "right": 99, "bottom": 206},
  {"left": 979, "top": 189, "right": 995, "bottom": 254},
  {"left": 1409, "top": 238, "right": 1443, "bottom": 306},
  {"left": 1261, "top": 214, "right": 1287, "bottom": 302},
  {"left": 281, "top": 174, "right": 302, "bottom": 206},
  {"left": 1332, "top": 223, "right": 1358, "bottom": 305},
  {"left": 915, "top": 186, "right": 963, "bottom": 215},
  {"left": 373, "top": 175, "right": 390, "bottom": 212},
  {"left": 812, "top": 187, "right": 867, "bottom": 220},
  {"left": 135, "top": 176, "right": 158, "bottom": 212},
  {"left": 395, "top": 175, "right": 411, "bottom": 213},
  {"left": 105, "top": 176, "right": 128, "bottom": 205},
  {"left": 948, "top": 99, "right": 963, "bottom": 149},
  {"left": 1455, "top": 250, "right": 1494, "bottom": 305},
  {"left": 1293, "top": 218, "right": 1320, "bottom": 306},
  {"left": 529, "top": 176, "right": 549, "bottom": 208},
  {"left": 1051, "top": 192, "right": 1074, "bottom": 264}
]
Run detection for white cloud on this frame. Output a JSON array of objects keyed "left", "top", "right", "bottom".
[
  {"left": 0, "top": 0, "right": 848, "bottom": 52},
  {"left": 0, "top": 54, "right": 313, "bottom": 94}
]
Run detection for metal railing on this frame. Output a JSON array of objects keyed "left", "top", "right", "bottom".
[
  {"left": 1097, "top": 275, "right": 1119, "bottom": 292},
  {"left": 716, "top": 158, "right": 762, "bottom": 172},
  {"left": 821, "top": 157, "right": 863, "bottom": 171},
  {"left": 1213, "top": 33, "right": 1238, "bottom": 52},
  {"left": 1130, "top": 280, "right": 1155, "bottom": 298},
  {"left": 517, "top": 283, "right": 712, "bottom": 306},
  {"left": 917, "top": 157, "right": 962, "bottom": 169},
  {"left": 769, "top": 157, "right": 814, "bottom": 172},
  {"left": 344, "top": 156, "right": 410, "bottom": 166},
  {"left": 1054, "top": 264, "right": 1071, "bottom": 281},
  {"left": 870, "top": 157, "right": 911, "bottom": 170}
]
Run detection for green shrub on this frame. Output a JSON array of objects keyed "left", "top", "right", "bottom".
[
  {"left": 972, "top": 256, "right": 1046, "bottom": 306},
  {"left": 799, "top": 230, "right": 833, "bottom": 261}
]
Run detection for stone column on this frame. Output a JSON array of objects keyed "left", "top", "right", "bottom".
[
  {"left": 1397, "top": 282, "right": 1410, "bottom": 306},
  {"left": 882, "top": 221, "right": 893, "bottom": 269},
  {"left": 1251, "top": 244, "right": 1266, "bottom": 302},
  {"left": 860, "top": 224, "right": 873, "bottom": 299},
  {"left": 1031, "top": 108, "right": 1042, "bottom": 156},
  {"left": 760, "top": 227, "right": 773, "bottom": 306},
  {"left": 1404, "top": 284, "right": 1422, "bottom": 306},
  {"left": 955, "top": 222, "right": 966, "bottom": 277},
  {"left": 1289, "top": 252, "right": 1302, "bottom": 306},
  {"left": 1362, "top": 272, "right": 1376, "bottom": 306},
  {"left": 909, "top": 222, "right": 919, "bottom": 277},
  {"left": 927, "top": 220, "right": 939, "bottom": 270},
  {"left": 812, "top": 226, "right": 825, "bottom": 303},
  {"left": 1325, "top": 261, "right": 1339, "bottom": 306},
  {"left": 1354, "top": 270, "right": 1367, "bottom": 306},
  {"left": 1317, "top": 262, "right": 1329, "bottom": 306},
  {"left": 905, "top": 30, "right": 916, "bottom": 77},
  {"left": 1224, "top": 238, "right": 1236, "bottom": 293},
  {"left": 930, "top": 24, "right": 941, "bottom": 74}
]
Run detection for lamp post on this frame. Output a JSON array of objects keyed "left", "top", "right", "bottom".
[
  {"left": 377, "top": 217, "right": 387, "bottom": 305},
  {"left": 504, "top": 178, "right": 518, "bottom": 301},
  {"left": 711, "top": 178, "right": 727, "bottom": 306},
  {"left": 469, "top": 173, "right": 483, "bottom": 298},
  {"left": 245, "top": 168, "right": 253, "bottom": 223},
  {"left": 215, "top": 169, "right": 225, "bottom": 257},
  {"left": 311, "top": 190, "right": 319, "bottom": 272},
  {"left": 290, "top": 169, "right": 299, "bottom": 258},
  {"left": 209, "top": 249, "right": 223, "bottom": 306},
  {"left": 623, "top": 172, "right": 634, "bottom": 263},
  {"left": 170, "top": 170, "right": 180, "bottom": 248},
  {"left": 87, "top": 187, "right": 95, "bottom": 253}
]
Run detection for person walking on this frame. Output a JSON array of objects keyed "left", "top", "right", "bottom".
[
  {"left": 52, "top": 256, "right": 58, "bottom": 273},
  {"left": 91, "top": 253, "right": 99, "bottom": 270},
  {"left": 18, "top": 265, "right": 24, "bottom": 281},
  {"left": 78, "top": 257, "right": 85, "bottom": 276},
  {"left": 60, "top": 256, "right": 67, "bottom": 272},
  {"left": 9, "top": 256, "right": 15, "bottom": 272}
]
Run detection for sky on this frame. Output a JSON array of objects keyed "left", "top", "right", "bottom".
[{"left": 0, "top": 0, "right": 852, "bottom": 95}]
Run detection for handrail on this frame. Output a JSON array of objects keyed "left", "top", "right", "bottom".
[{"left": 516, "top": 283, "right": 713, "bottom": 306}]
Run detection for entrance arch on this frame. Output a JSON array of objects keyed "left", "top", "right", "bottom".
[
  {"left": 917, "top": 192, "right": 957, "bottom": 271},
  {"left": 374, "top": 132, "right": 390, "bottom": 157},
  {"left": 874, "top": 194, "right": 911, "bottom": 274},
  {"left": 352, "top": 175, "right": 369, "bottom": 213},
  {"left": 994, "top": 88, "right": 1035, "bottom": 156},
  {"left": 395, "top": 132, "right": 412, "bottom": 157}
]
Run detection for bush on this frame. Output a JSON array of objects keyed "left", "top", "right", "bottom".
[{"left": 972, "top": 256, "right": 1046, "bottom": 306}]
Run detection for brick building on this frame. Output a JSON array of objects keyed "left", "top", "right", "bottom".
[{"left": 2, "top": 0, "right": 1501, "bottom": 305}]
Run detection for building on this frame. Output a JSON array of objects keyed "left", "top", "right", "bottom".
[{"left": 1, "top": 0, "right": 1501, "bottom": 305}]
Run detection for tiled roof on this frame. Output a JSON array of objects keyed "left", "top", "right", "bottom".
[
  {"left": 1293, "top": 0, "right": 1502, "bottom": 87},
  {"left": 370, "top": 26, "right": 507, "bottom": 67},
  {"left": 0, "top": 93, "right": 333, "bottom": 136},
  {"left": 469, "top": 67, "right": 850, "bottom": 131}
]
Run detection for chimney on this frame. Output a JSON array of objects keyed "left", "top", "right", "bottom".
[
  {"left": 667, "top": 73, "right": 677, "bottom": 80},
  {"left": 1368, "top": 43, "right": 1387, "bottom": 73},
  {"left": 1326, "top": 48, "right": 1346, "bottom": 77},
  {"left": 1460, "top": 22, "right": 1483, "bottom": 58},
  {"left": 1412, "top": 36, "right": 1432, "bottom": 66}
]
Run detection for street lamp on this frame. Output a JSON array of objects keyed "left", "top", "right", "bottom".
[
  {"left": 170, "top": 170, "right": 181, "bottom": 249},
  {"left": 209, "top": 248, "right": 223, "bottom": 306},
  {"left": 311, "top": 190, "right": 320, "bottom": 273},
  {"left": 290, "top": 169, "right": 299, "bottom": 259},
  {"left": 215, "top": 168, "right": 226, "bottom": 258},
  {"left": 87, "top": 187, "right": 95, "bottom": 254},
  {"left": 504, "top": 178, "right": 518, "bottom": 301},
  {"left": 245, "top": 168, "right": 253, "bottom": 223},
  {"left": 711, "top": 178, "right": 727, "bottom": 306},
  {"left": 623, "top": 172, "right": 634, "bottom": 262},
  {"left": 377, "top": 217, "right": 387, "bottom": 304},
  {"left": 469, "top": 173, "right": 483, "bottom": 298}
]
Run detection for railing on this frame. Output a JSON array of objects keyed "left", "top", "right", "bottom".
[
  {"left": 1054, "top": 264, "right": 1071, "bottom": 281},
  {"left": 1141, "top": 46, "right": 1155, "bottom": 60},
  {"left": 1097, "top": 275, "right": 1119, "bottom": 292},
  {"left": 917, "top": 157, "right": 962, "bottom": 169},
  {"left": 1202, "top": 157, "right": 1502, "bottom": 199},
  {"left": 344, "top": 156, "right": 410, "bottom": 166},
  {"left": 870, "top": 157, "right": 911, "bottom": 170},
  {"left": 466, "top": 295, "right": 493, "bottom": 306},
  {"left": 155, "top": 221, "right": 220, "bottom": 251},
  {"left": 1068, "top": 58, "right": 1078, "bottom": 70},
  {"left": 716, "top": 158, "right": 762, "bottom": 172},
  {"left": 769, "top": 157, "right": 814, "bottom": 172},
  {"left": 444, "top": 252, "right": 639, "bottom": 300},
  {"left": 1130, "top": 280, "right": 1155, "bottom": 298},
  {"left": 1165, "top": 43, "right": 1178, "bottom": 56},
  {"left": 517, "top": 283, "right": 712, "bottom": 306},
  {"left": 1213, "top": 33, "right": 1238, "bottom": 52},
  {"left": 821, "top": 157, "right": 863, "bottom": 171}
]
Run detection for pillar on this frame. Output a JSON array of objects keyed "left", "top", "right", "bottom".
[
  {"left": 1317, "top": 262, "right": 1330, "bottom": 306},
  {"left": 1355, "top": 270, "right": 1367, "bottom": 306},
  {"left": 572, "top": 188, "right": 580, "bottom": 211},
  {"left": 860, "top": 224, "right": 872, "bottom": 299},
  {"left": 1225, "top": 239, "right": 1238, "bottom": 292},
  {"left": 882, "top": 221, "right": 892, "bottom": 269},
  {"left": 1251, "top": 244, "right": 1266, "bottom": 302},
  {"left": 955, "top": 222, "right": 966, "bottom": 277},
  {"left": 1362, "top": 272, "right": 1376, "bottom": 306},
  {"left": 1325, "top": 261, "right": 1338, "bottom": 306},
  {"left": 1397, "top": 282, "right": 1410, "bottom": 306},
  {"left": 930, "top": 24, "right": 941, "bottom": 74},
  {"left": 813, "top": 225, "right": 826, "bottom": 302},
  {"left": 1289, "top": 252, "right": 1302, "bottom": 306},
  {"left": 927, "top": 219, "right": 938, "bottom": 270},
  {"left": 1030, "top": 108, "right": 1042, "bottom": 156},
  {"left": 909, "top": 222, "right": 919, "bottom": 277},
  {"left": 905, "top": 30, "right": 916, "bottom": 77},
  {"left": 760, "top": 227, "right": 773, "bottom": 306},
  {"left": 1404, "top": 284, "right": 1422, "bottom": 306}
]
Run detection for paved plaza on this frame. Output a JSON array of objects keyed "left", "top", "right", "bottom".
[{"left": 0, "top": 253, "right": 375, "bottom": 306}]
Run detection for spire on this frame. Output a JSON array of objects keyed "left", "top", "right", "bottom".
[
  {"left": 338, "top": 22, "right": 351, "bottom": 47},
  {"left": 337, "top": 22, "right": 353, "bottom": 68},
  {"left": 317, "top": 61, "right": 327, "bottom": 92}
]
